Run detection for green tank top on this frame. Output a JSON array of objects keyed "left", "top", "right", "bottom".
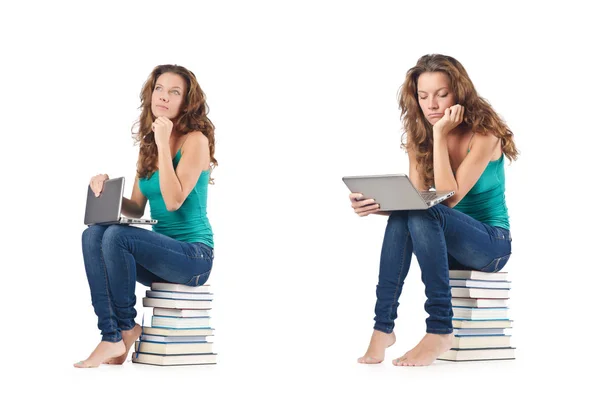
[
  {"left": 453, "top": 152, "right": 510, "bottom": 230},
  {"left": 138, "top": 149, "right": 214, "bottom": 247}
]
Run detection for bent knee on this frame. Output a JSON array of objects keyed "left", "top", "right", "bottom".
[
  {"left": 82, "top": 225, "right": 108, "bottom": 245},
  {"left": 101, "top": 225, "right": 129, "bottom": 248}
]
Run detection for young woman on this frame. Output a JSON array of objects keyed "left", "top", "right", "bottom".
[
  {"left": 350, "top": 54, "right": 518, "bottom": 366},
  {"left": 76, "top": 64, "right": 217, "bottom": 368}
]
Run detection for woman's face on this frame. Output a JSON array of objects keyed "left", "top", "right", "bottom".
[
  {"left": 417, "top": 71, "right": 456, "bottom": 125},
  {"left": 151, "top": 72, "right": 187, "bottom": 120}
]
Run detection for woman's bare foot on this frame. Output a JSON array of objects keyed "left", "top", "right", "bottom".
[
  {"left": 392, "top": 333, "right": 453, "bottom": 367},
  {"left": 357, "top": 330, "right": 396, "bottom": 364},
  {"left": 104, "top": 324, "right": 142, "bottom": 365},
  {"left": 74, "top": 340, "right": 126, "bottom": 368}
]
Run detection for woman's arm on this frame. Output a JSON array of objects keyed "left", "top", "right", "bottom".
[
  {"left": 157, "top": 132, "right": 210, "bottom": 211},
  {"left": 407, "top": 137, "right": 427, "bottom": 191},
  {"left": 121, "top": 176, "right": 147, "bottom": 218},
  {"left": 433, "top": 130, "right": 500, "bottom": 208}
]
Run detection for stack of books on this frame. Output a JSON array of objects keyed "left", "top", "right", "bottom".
[
  {"left": 438, "top": 270, "right": 515, "bottom": 362},
  {"left": 132, "top": 282, "right": 217, "bottom": 366}
]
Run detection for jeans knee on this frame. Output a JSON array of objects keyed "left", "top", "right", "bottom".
[
  {"left": 101, "top": 225, "right": 128, "bottom": 252},
  {"left": 388, "top": 211, "right": 409, "bottom": 226},
  {"left": 82, "top": 225, "right": 108, "bottom": 250}
]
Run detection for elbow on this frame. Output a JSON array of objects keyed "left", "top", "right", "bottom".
[{"left": 445, "top": 195, "right": 462, "bottom": 208}]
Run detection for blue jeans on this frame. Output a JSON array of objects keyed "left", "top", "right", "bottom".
[
  {"left": 374, "top": 205, "right": 511, "bottom": 335},
  {"left": 82, "top": 224, "right": 214, "bottom": 342}
]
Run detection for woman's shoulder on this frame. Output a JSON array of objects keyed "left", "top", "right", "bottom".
[{"left": 181, "top": 131, "right": 209, "bottom": 151}]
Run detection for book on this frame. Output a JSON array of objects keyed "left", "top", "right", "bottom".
[
  {"left": 452, "top": 307, "right": 509, "bottom": 320},
  {"left": 146, "top": 290, "right": 213, "bottom": 301},
  {"left": 451, "top": 298, "right": 508, "bottom": 308},
  {"left": 143, "top": 297, "right": 212, "bottom": 310},
  {"left": 142, "top": 326, "right": 215, "bottom": 337},
  {"left": 151, "top": 282, "right": 211, "bottom": 293},
  {"left": 449, "top": 279, "right": 511, "bottom": 289},
  {"left": 152, "top": 316, "right": 211, "bottom": 329},
  {"left": 453, "top": 328, "right": 510, "bottom": 336},
  {"left": 451, "top": 287, "right": 509, "bottom": 299},
  {"left": 132, "top": 352, "right": 217, "bottom": 366},
  {"left": 451, "top": 335, "right": 512, "bottom": 349},
  {"left": 153, "top": 307, "right": 211, "bottom": 317},
  {"left": 452, "top": 319, "right": 513, "bottom": 329},
  {"left": 134, "top": 340, "right": 213, "bottom": 355},
  {"left": 140, "top": 334, "right": 210, "bottom": 343},
  {"left": 449, "top": 270, "right": 508, "bottom": 281},
  {"left": 438, "top": 347, "right": 516, "bottom": 361}
]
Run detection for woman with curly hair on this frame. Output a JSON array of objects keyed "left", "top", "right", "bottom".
[
  {"left": 75, "top": 64, "right": 217, "bottom": 368},
  {"left": 350, "top": 54, "right": 518, "bottom": 367}
]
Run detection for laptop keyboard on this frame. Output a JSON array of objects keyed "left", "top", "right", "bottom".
[{"left": 419, "top": 191, "right": 439, "bottom": 202}]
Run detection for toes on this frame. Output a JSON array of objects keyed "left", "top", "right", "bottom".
[{"left": 74, "top": 360, "right": 97, "bottom": 368}]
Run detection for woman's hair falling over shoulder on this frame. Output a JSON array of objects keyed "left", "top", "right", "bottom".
[
  {"left": 132, "top": 64, "right": 218, "bottom": 183},
  {"left": 397, "top": 54, "right": 518, "bottom": 189}
]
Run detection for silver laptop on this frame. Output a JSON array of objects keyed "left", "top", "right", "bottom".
[
  {"left": 84, "top": 177, "right": 158, "bottom": 226},
  {"left": 342, "top": 174, "right": 454, "bottom": 211}
]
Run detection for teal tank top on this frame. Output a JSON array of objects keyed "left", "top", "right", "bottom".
[
  {"left": 453, "top": 152, "right": 510, "bottom": 230},
  {"left": 138, "top": 149, "right": 214, "bottom": 247}
]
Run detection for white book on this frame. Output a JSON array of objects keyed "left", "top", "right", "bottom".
[
  {"left": 132, "top": 352, "right": 217, "bottom": 366},
  {"left": 151, "top": 282, "right": 211, "bottom": 293},
  {"left": 449, "top": 270, "right": 508, "bottom": 280},
  {"left": 451, "top": 334, "right": 512, "bottom": 349},
  {"left": 451, "top": 298, "right": 508, "bottom": 308},
  {"left": 452, "top": 319, "right": 513, "bottom": 329},
  {"left": 146, "top": 290, "right": 213, "bottom": 301},
  {"left": 452, "top": 307, "right": 509, "bottom": 320},
  {"left": 140, "top": 335, "right": 210, "bottom": 343},
  {"left": 438, "top": 347, "right": 515, "bottom": 361},
  {"left": 153, "top": 308, "right": 211, "bottom": 317},
  {"left": 142, "top": 326, "right": 214, "bottom": 337},
  {"left": 152, "top": 316, "right": 211, "bottom": 328},
  {"left": 453, "top": 328, "right": 510, "bottom": 336},
  {"left": 135, "top": 340, "right": 213, "bottom": 355},
  {"left": 449, "top": 279, "right": 511, "bottom": 289},
  {"left": 143, "top": 297, "right": 212, "bottom": 310},
  {"left": 451, "top": 287, "right": 509, "bottom": 299}
]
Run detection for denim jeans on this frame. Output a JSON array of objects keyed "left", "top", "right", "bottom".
[
  {"left": 374, "top": 204, "right": 512, "bottom": 335},
  {"left": 82, "top": 224, "right": 214, "bottom": 342}
]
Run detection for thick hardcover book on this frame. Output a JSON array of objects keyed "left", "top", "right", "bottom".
[
  {"left": 152, "top": 316, "right": 211, "bottom": 328},
  {"left": 132, "top": 352, "right": 217, "bottom": 366},
  {"left": 143, "top": 297, "right": 212, "bottom": 310},
  {"left": 449, "top": 270, "right": 508, "bottom": 281},
  {"left": 146, "top": 290, "right": 213, "bottom": 301},
  {"left": 153, "top": 308, "right": 211, "bottom": 317},
  {"left": 134, "top": 340, "right": 213, "bottom": 355},
  {"left": 452, "top": 319, "right": 512, "bottom": 328},
  {"left": 449, "top": 279, "right": 511, "bottom": 289},
  {"left": 452, "top": 307, "right": 509, "bottom": 320},
  {"left": 151, "top": 282, "right": 211, "bottom": 293},
  {"left": 451, "top": 298, "right": 508, "bottom": 308},
  {"left": 142, "top": 326, "right": 215, "bottom": 337},
  {"left": 451, "top": 335, "right": 512, "bottom": 349},
  {"left": 451, "top": 288, "right": 509, "bottom": 299},
  {"left": 438, "top": 347, "right": 516, "bottom": 362}
]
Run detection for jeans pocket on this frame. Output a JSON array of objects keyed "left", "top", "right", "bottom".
[
  {"left": 479, "top": 254, "right": 511, "bottom": 273},
  {"left": 186, "top": 269, "right": 212, "bottom": 287}
]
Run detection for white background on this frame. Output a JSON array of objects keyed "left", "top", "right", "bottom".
[{"left": 2, "top": 0, "right": 598, "bottom": 417}]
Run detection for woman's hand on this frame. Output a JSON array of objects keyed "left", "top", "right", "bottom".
[
  {"left": 349, "top": 193, "right": 380, "bottom": 217},
  {"left": 433, "top": 104, "right": 464, "bottom": 136},
  {"left": 90, "top": 174, "right": 109, "bottom": 197},
  {"left": 152, "top": 116, "right": 173, "bottom": 149}
]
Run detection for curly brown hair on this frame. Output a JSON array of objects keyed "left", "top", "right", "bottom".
[
  {"left": 398, "top": 54, "right": 518, "bottom": 189},
  {"left": 132, "top": 64, "right": 218, "bottom": 182}
]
